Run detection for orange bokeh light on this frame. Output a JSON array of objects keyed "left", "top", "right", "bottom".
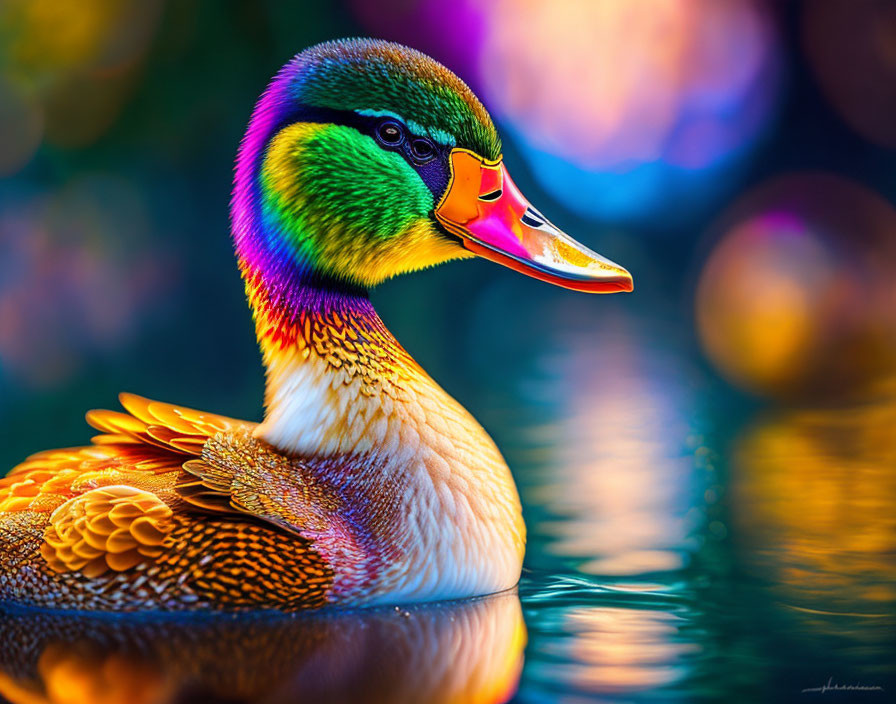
[{"left": 695, "top": 174, "right": 896, "bottom": 400}]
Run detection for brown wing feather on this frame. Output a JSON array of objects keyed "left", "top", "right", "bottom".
[
  {"left": 176, "top": 455, "right": 307, "bottom": 536},
  {"left": 173, "top": 431, "right": 346, "bottom": 541}
]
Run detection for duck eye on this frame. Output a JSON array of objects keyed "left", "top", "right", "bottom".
[
  {"left": 410, "top": 138, "right": 436, "bottom": 162},
  {"left": 376, "top": 120, "right": 404, "bottom": 146}
]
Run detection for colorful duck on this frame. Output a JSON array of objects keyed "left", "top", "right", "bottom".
[{"left": 0, "top": 39, "right": 632, "bottom": 611}]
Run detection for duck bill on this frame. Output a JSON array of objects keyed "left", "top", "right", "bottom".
[{"left": 434, "top": 149, "right": 633, "bottom": 293}]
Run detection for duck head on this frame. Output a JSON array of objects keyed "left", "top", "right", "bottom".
[{"left": 232, "top": 38, "right": 633, "bottom": 311}]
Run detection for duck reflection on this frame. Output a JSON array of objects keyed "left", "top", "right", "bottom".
[
  {"left": 731, "top": 401, "right": 896, "bottom": 637},
  {"left": 0, "top": 591, "right": 525, "bottom": 704}
]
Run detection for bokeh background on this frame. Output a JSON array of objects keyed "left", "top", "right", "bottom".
[{"left": 2, "top": 1, "right": 895, "bottom": 702}]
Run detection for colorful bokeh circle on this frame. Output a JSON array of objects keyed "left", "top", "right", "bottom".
[{"left": 695, "top": 173, "right": 896, "bottom": 400}]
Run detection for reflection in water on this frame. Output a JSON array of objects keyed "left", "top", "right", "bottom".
[
  {"left": 7, "top": 282, "right": 896, "bottom": 701},
  {"left": 0, "top": 592, "right": 525, "bottom": 704},
  {"left": 518, "top": 315, "right": 704, "bottom": 579},
  {"left": 732, "top": 401, "right": 896, "bottom": 649},
  {"left": 555, "top": 606, "right": 695, "bottom": 694},
  {"left": 520, "top": 574, "right": 697, "bottom": 702}
]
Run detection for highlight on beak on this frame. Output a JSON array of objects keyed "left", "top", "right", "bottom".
[{"left": 434, "top": 149, "right": 633, "bottom": 293}]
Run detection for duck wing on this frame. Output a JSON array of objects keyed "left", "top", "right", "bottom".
[
  {"left": 86, "top": 392, "right": 254, "bottom": 456},
  {"left": 1, "top": 395, "right": 335, "bottom": 608},
  {"left": 4, "top": 393, "right": 326, "bottom": 537}
]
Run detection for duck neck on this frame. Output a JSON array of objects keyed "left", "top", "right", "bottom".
[{"left": 247, "top": 273, "right": 421, "bottom": 458}]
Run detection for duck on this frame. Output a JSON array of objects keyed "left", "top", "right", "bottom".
[{"left": 0, "top": 38, "right": 632, "bottom": 612}]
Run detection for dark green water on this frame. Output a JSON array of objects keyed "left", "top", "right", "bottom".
[{"left": 2, "top": 288, "right": 894, "bottom": 704}]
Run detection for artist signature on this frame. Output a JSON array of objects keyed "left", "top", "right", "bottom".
[{"left": 802, "top": 677, "right": 884, "bottom": 695}]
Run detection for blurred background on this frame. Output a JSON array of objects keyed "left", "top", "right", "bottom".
[{"left": 1, "top": 1, "right": 895, "bottom": 702}]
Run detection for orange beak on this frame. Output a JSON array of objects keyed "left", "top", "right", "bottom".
[{"left": 435, "top": 149, "right": 633, "bottom": 293}]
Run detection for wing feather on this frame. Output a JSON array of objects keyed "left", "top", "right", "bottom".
[{"left": 3, "top": 394, "right": 257, "bottom": 516}]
